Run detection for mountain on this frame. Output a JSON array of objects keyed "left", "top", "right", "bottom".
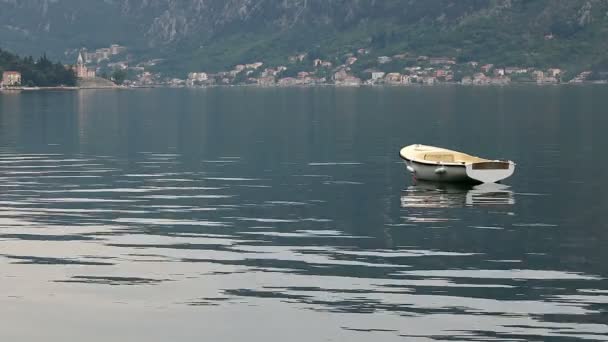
[{"left": 1, "top": 0, "right": 607, "bottom": 76}]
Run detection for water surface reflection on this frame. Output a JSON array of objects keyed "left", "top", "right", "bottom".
[
  {"left": 401, "top": 181, "right": 516, "bottom": 209},
  {"left": 1, "top": 88, "right": 607, "bottom": 342}
]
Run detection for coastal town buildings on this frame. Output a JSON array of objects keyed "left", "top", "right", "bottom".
[
  {"left": 108, "top": 61, "right": 128, "bottom": 70},
  {"left": 174, "top": 53, "right": 569, "bottom": 87},
  {"left": 136, "top": 72, "right": 157, "bottom": 86},
  {"left": 289, "top": 54, "right": 307, "bottom": 63},
  {"left": 1, "top": 71, "right": 21, "bottom": 87},
  {"left": 534, "top": 69, "right": 559, "bottom": 84},
  {"left": 472, "top": 73, "right": 490, "bottom": 85},
  {"left": 435, "top": 69, "right": 448, "bottom": 78},
  {"left": 186, "top": 72, "right": 209, "bottom": 86},
  {"left": 110, "top": 44, "right": 127, "bottom": 55},
  {"left": 333, "top": 69, "right": 361, "bottom": 86},
  {"left": 461, "top": 76, "right": 473, "bottom": 85},
  {"left": 74, "top": 51, "right": 96, "bottom": 79},
  {"left": 257, "top": 76, "right": 276, "bottom": 86},
  {"left": 533, "top": 70, "right": 545, "bottom": 82},
  {"left": 56, "top": 38, "right": 601, "bottom": 88},
  {"left": 278, "top": 77, "right": 299, "bottom": 86},
  {"left": 83, "top": 44, "right": 127, "bottom": 63},
  {"left": 245, "top": 62, "right": 264, "bottom": 70},
  {"left": 297, "top": 71, "right": 310, "bottom": 79},
  {"left": 569, "top": 71, "right": 592, "bottom": 83},
  {"left": 505, "top": 67, "right": 527, "bottom": 75},
  {"left": 312, "top": 59, "right": 324, "bottom": 67},
  {"left": 494, "top": 68, "right": 505, "bottom": 77},
  {"left": 547, "top": 68, "right": 562, "bottom": 78},
  {"left": 422, "top": 77, "right": 436, "bottom": 85},
  {"left": 540, "top": 76, "right": 559, "bottom": 84},
  {"left": 107, "top": 44, "right": 589, "bottom": 88},
  {"left": 167, "top": 78, "right": 186, "bottom": 87},
  {"left": 385, "top": 73, "right": 403, "bottom": 85},
  {"left": 378, "top": 56, "right": 392, "bottom": 64},
  {"left": 429, "top": 57, "right": 456, "bottom": 65},
  {"left": 337, "top": 76, "right": 362, "bottom": 86},
  {"left": 481, "top": 64, "right": 494, "bottom": 73},
  {"left": 333, "top": 69, "right": 349, "bottom": 82},
  {"left": 371, "top": 72, "right": 385, "bottom": 81}
]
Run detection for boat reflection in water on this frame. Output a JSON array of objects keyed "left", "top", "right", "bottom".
[{"left": 401, "top": 181, "right": 515, "bottom": 208}]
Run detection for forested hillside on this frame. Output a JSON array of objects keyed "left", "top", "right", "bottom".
[
  {"left": 1, "top": 0, "right": 607, "bottom": 75},
  {"left": 0, "top": 49, "right": 76, "bottom": 86}
]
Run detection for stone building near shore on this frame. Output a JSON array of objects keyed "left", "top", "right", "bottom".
[
  {"left": 74, "top": 51, "right": 96, "bottom": 79},
  {"left": 1, "top": 71, "right": 21, "bottom": 87}
]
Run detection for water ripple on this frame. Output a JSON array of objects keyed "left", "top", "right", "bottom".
[{"left": 0, "top": 151, "right": 605, "bottom": 342}]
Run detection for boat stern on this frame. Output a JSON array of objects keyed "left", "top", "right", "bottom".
[{"left": 465, "top": 161, "right": 515, "bottom": 183}]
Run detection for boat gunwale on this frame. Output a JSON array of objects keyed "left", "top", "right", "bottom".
[
  {"left": 399, "top": 145, "right": 514, "bottom": 167},
  {"left": 399, "top": 153, "right": 468, "bottom": 168}
]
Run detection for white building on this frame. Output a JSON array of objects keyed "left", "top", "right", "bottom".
[
  {"left": 378, "top": 56, "right": 392, "bottom": 64},
  {"left": 371, "top": 72, "right": 386, "bottom": 80}
]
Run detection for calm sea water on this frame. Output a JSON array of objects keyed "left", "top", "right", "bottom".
[{"left": 0, "top": 87, "right": 607, "bottom": 341}]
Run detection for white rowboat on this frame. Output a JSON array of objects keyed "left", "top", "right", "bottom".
[{"left": 399, "top": 144, "right": 515, "bottom": 183}]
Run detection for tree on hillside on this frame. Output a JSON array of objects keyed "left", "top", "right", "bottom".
[
  {"left": 0, "top": 48, "right": 76, "bottom": 86},
  {"left": 112, "top": 69, "right": 127, "bottom": 85}
]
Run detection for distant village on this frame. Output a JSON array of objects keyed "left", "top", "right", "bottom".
[
  {"left": 0, "top": 44, "right": 604, "bottom": 90},
  {"left": 116, "top": 49, "right": 606, "bottom": 88},
  {"left": 0, "top": 43, "right": 128, "bottom": 90}
]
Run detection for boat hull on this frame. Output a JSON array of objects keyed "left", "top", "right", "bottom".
[
  {"left": 403, "top": 159, "right": 472, "bottom": 182},
  {"left": 402, "top": 158, "right": 515, "bottom": 183},
  {"left": 400, "top": 144, "right": 515, "bottom": 183}
]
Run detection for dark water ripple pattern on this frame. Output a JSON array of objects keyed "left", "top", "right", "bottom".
[
  {"left": 0, "top": 152, "right": 605, "bottom": 342},
  {"left": 1, "top": 87, "right": 607, "bottom": 341}
]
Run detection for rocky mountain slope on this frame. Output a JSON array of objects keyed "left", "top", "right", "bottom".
[{"left": 1, "top": 0, "right": 607, "bottom": 75}]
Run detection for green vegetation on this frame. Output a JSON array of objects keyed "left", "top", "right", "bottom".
[
  {"left": 1, "top": 1, "right": 608, "bottom": 77},
  {"left": 146, "top": 0, "right": 608, "bottom": 76},
  {"left": 111, "top": 69, "right": 127, "bottom": 85},
  {"left": 0, "top": 49, "right": 76, "bottom": 87}
]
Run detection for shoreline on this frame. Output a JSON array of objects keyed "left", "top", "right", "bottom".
[
  {"left": 0, "top": 85, "right": 127, "bottom": 92},
  {"left": 1, "top": 81, "right": 607, "bottom": 93},
  {"left": 152, "top": 81, "right": 608, "bottom": 89},
  {"left": 134, "top": 80, "right": 608, "bottom": 89}
]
